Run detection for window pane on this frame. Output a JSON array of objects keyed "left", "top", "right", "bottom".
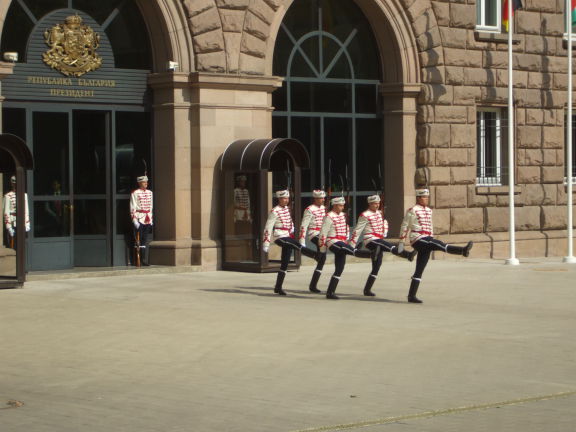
[
  {"left": 34, "top": 200, "right": 70, "bottom": 237},
  {"left": 356, "top": 119, "right": 382, "bottom": 191},
  {"left": 116, "top": 112, "right": 151, "bottom": 194},
  {"left": 33, "top": 112, "right": 69, "bottom": 196},
  {"left": 291, "top": 117, "right": 321, "bottom": 191},
  {"left": 356, "top": 85, "right": 378, "bottom": 114},
  {"left": 291, "top": 82, "right": 352, "bottom": 113},
  {"left": 74, "top": 199, "right": 107, "bottom": 235},
  {"left": 73, "top": 111, "right": 107, "bottom": 195},
  {"left": 0, "top": 2, "right": 34, "bottom": 62},
  {"left": 2, "top": 108, "right": 27, "bottom": 142},
  {"left": 22, "top": 0, "right": 66, "bottom": 20},
  {"left": 485, "top": 0, "right": 498, "bottom": 27},
  {"left": 73, "top": 0, "right": 122, "bottom": 24},
  {"left": 103, "top": 1, "right": 152, "bottom": 69}
]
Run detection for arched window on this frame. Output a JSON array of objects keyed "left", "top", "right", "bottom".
[
  {"left": 1, "top": 0, "right": 151, "bottom": 69},
  {"left": 273, "top": 0, "right": 382, "bottom": 221}
]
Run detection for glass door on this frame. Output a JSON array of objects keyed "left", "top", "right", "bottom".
[
  {"left": 30, "top": 111, "right": 73, "bottom": 270},
  {"left": 73, "top": 111, "right": 111, "bottom": 266}
]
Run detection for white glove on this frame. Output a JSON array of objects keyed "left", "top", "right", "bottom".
[
  {"left": 397, "top": 242, "right": 405, "bottom": 253},
  {"left": 8, "top": 227, "right": 15, "bottom": 237},
  {"left": 299, "top": 240, "right": 306, "bottom": 247},
  {"left": 263, "top": 245, "right": 269, "bottom": 253},
  {"left": 133, "top": 221, "right": 140, "bottom": 230}
]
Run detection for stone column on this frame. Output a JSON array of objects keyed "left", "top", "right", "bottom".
[
  {"left": 381, "top": 83, "right": 421, "bottom": 232},
  {"left": 147, "top": 72, "right": 194, "bottom": 266},
  {"left": 188, "top": 73, "right": 282, "bottom": 270},
  {"left": 148, "top": 72, "right": 282, "bottom": 269}
]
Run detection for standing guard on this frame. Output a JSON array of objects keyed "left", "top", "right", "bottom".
[
  {"left": 3, "top": 176, "right": 30, "bottom": 249},
  {"left": 299, "top": 189, "right": 327, "bottom": 293},
  {"left": 263, "top": 190, "right": 318, "bottom": 296},
  {"left": 318, "top": 196, "right": 367, "bottom": 299},
  {"left": 233, "top": 175, "right": 252, "bottom": 224},
  {"left": 130, "top": 175, "right": 153, "bottom": 266},
  {"left": 350, "top": 195, "right": 416, "bottom": 297},
  {"left": 399, "top": 189, "right": 473, "bottom": 303}
]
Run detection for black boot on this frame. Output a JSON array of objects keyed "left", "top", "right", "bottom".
[
  {"left": 363, "top": 275, "right": 377, "bottom": 296},
  {"left": 141, "top": 246, "right": 150, "bottom": 266},
  {"left": 407, "top": 278, "right": 422, "bottom": 303},
  {"left": 274, "top": 271, "right": 287, "bottom": 296},
  {"left": 396, "top": 248, "right": 417, "bottom": 262},
  {"left": 309, "top": 270, "right": 322, "bottom": 293},
  {"left": 301, "top": 246, "right": 319, "bottom": 261},
  {"left": 463, "top": 241, "right": 473, "bottom": 257},
  {"left": 326, "top": 276, "right": 340, "bottom": 299}
]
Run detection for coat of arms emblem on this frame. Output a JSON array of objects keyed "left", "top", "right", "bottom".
[{"left": 42, "top": 14, "right": 102, "bottom": 77}]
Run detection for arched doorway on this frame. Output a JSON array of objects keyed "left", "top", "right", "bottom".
[
  {"left": 272, "top": 0, "right": 382, "bottom": 223},
  {"left": 1, "top": 0, "right": 152, "bottom": 270}
]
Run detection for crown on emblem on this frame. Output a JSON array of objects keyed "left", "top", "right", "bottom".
[{"left": 65, "top": 14, "right": 83, "bottom": 26}]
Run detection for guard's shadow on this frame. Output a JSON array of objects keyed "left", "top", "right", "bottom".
[{"left": 203, "top": 286, "right": 405, "bottom": 303}]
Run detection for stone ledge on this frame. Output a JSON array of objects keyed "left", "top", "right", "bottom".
[
  {"left": 474, "top": 31, "right": 521, "bottom": 44},
  {"left": 476, "top": 185, "right": 522, "bottom": 195}
]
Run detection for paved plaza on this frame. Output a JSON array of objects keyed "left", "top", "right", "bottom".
[{"left": 1, "top": 257, "right": 575, "bottom": 432}]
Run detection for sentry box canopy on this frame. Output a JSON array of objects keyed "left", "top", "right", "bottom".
[{"left": 220, "top": 138, "right": 310, "bottom": 272}]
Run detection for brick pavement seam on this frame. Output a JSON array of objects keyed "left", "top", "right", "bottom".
[{"left": 290, "top": 390, "right": 576, "bottom": 432}]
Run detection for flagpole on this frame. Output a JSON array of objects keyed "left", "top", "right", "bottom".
[
  {"left": 506, "top": 0, "right": 519, "bottom": 265},
  {"left": 564, "top": 0, "right": 576, "bottom": 263}
]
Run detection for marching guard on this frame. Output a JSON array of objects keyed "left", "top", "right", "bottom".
[
  {"left": 399, "top": 188, "right": 473, "bottom": 303},
  {"left": 299, "top": 189, "right": 327, "bottom": 293},
  {"left": 318, "top": 196, "right": 369, "bottom": 299},
  {"left": 350, "top": 195, "right": 416, "bottom": 297},
  {"left": 3, "top": 176, "right": 30, "bottom": 249},
  {"left": 130, "top": 175, "right": 153, "bottom": 266},
  {"left": 263, "top": 190, "right": 318, "bottom": 296}
]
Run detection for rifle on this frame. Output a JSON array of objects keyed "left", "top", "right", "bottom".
[
  {"left": 326, "top": 158, "right": 333, "bottom": 207},
  {"left": 286, "top": 160, "right": 295, "bottom": 216},
  {"left": 9, "top": 234, "right": 14, "bottom": 249},
  {"left": 134, "top": 230, "right": 141, "bottom": 267},
  {"left": 344, "top": 163, "right": 351, "bottom": 225},
  {"left": 378, "top": 164, "right": 386, "bottom": 217}
]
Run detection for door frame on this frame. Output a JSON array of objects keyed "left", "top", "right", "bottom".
[{"left": 3, "top": 101, "right": 150, "bottom": 270}]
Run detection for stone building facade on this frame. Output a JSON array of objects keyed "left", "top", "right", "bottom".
[{"left": 0, "top": 0, "right": 574, "bottom": 271}]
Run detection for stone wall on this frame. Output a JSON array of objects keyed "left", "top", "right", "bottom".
[
  {"left": 412, "top": 0, "right": 576, "bottom": 240},
  {"left": 179, "top": 0, "right": 576, "bottom": 259}
]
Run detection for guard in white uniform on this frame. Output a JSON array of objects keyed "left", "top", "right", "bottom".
[
  {"left": 350, "top": 195, "right": 416, "bottom": 296},
  {"left": 130, "top": 175, "right": 153, "bottom": 266},
  {"left": 233, "top": 175, "right": 252, "bottom": 223},
  {"left": 299, "top": 189, "right": 327, "bottom": 293},
  {"left": 263, "top": 190, "right": 318, "bottom": 296},
  {"left": 318, "top": 196, "right": 369, "bottom": 299},
  {"left": 3, "top": 176, "right": 30, "bottom": 249},
  {"left": 399, "top": 189, "right": 473, "bottom": 303}
]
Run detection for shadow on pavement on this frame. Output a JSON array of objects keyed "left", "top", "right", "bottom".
[{"left": 202, "top": 286, "right": 406, "bottom": 303}]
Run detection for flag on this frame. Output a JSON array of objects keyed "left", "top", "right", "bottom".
[
  {"left": 503, "top": 0, "right": 523, "bottom": 32},
  {"left": 571, "top": 0, "right": 576, "bottom": 27}
]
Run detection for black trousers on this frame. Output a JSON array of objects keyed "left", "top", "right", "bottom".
[
  {"left": 310, "top": 236, "right": 327, "bottom": 273},
  {"left": 134, "top": 224, "right": 153, "bottom": 263},
  {"left": 328, "top": 241, "right": 356, "bottom": 278},
  {"left": 365, "top": 239, "right": 398, "bottom": 278},
  {"left": 411, "top": 236, "right": 463, "bottom": 281},
  {"left": 275, "top": 236, "right": 317, "bottom": 271}
]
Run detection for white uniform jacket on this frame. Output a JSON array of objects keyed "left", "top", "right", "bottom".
[
  {"left": 318, "top": 211, "right": 349, "bottom": 252},
  {"left": 298, "top": 204, "right": 326, "bottom": 244},
  {"left": 399, "top": 204, "right": 433, "bottom": 245},
  {"left": 262, "top": 205, "right": 294, "bottom": 249},
  {"left": 3, "top": 191, "right": 30, "bottom": 233},
  {"left": 349, "top": 210, "right": 388, "bottom": 248},
  {"left": 130, "top": 189, "right": 154, "bottom": 225}
]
